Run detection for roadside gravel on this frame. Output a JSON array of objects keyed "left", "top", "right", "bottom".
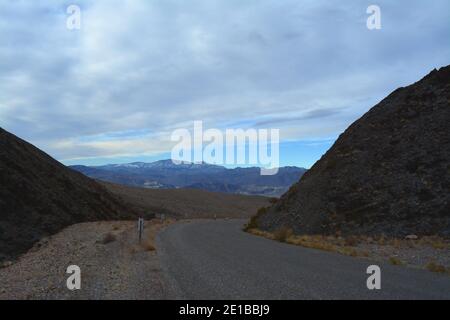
[{"left": 0, "top": 221, "right": 169, "bottom": 300}]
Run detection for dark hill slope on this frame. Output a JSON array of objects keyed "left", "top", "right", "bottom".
[
  {"left": 0, "top": 128, "right": 137, "bottom": 261},
  {"left": 257, "top": 66, "right": 450, "bottom": 238},
  {"left": 100, "top": 181, "right": 270, "bottom": 219}
]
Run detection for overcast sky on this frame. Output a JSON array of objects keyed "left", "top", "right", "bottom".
[{"left": 1, "top": 0, "right": 449, "bottom": 168}]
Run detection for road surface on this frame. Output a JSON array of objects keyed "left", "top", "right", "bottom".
[{"left": 156, "top": 219, "right": 450, "bottom": 300}]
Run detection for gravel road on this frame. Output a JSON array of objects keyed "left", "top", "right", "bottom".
[
  {"left": 0, "top": 221, "right": 169, "bottom": 300},
  {"left": 156, "top": 219, "right": 450, "bottom": 300}
]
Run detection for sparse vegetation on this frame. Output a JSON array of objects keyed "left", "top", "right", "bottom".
[
  {"left": 376, "top": 236, "right": 386, "bottom": 246},
  {"left": 419, "top": 237, "right": 449, "bottom": 250},
  {"left": 142, "top": 241, "right": 156, "bottom": 252},
  {"left": 430, "top": 241, "right": 447, "bottom": 250},
  {"left": 273, "top": 226, "right": 293, "bottom": 243},
  {"left": 246, "top": 229, "right": 368, "bottom": 257},
  {"left": 425, "top": 262, "right": 447, "bottom": 273},
  {"left": 133, "top": 218, "right": 175, "bottom": 253},
  {"left": 389, "top": 257, "right": 404, "bottom": 266},
  {"left": 344, "top": 236, "right": 359, "bottom": 246},
  {"left": 288, "top": 235, "right": 337, "bottom": 252},
  {"left": 245, "top": 228, "right": 450, "bottom": 273},
  {"left": 99, "top": 232, "right": 116, "bottom": 244},
  {"left": 391, "top": 239, "right": 401, "bottom": 248},
  {"left": 246, "top": 228, "right": 274, "bottom": 239}
]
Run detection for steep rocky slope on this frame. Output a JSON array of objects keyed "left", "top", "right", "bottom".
[
  {"left": 257, "top": 66, "right": 450, "bottom": 238},
  {"left": 0, "top": 128, "right": 138, "bottom": 261}
]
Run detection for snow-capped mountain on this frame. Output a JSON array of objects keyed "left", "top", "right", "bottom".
[{"left": 70, "top": 160, "right": 307, "bottom": 197}]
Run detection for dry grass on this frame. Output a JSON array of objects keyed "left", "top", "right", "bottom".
[
  {"left": 430, "top": 242, "right": 447, "bottom": 250},
  {"left": 273, "top": 226, "right": 293, "bottom": 243},
  {"left": 139, "top": 227, "right": 158, "bottom": 252},
  {"left": 419, "top": 237, "right": 449, "bottom": 250},
  {"left": 344, "top": 236, "right": 359, "bottom": 247},
  {"left": 389, "top": 257, "right": 404, "bottom": 266},
  {"left": 376, "top": 236, "right": 386, "bottom": 246},
  {"left": 246, "top": 228, "right": 274, "bottom": 239},
  {"left": 131, "top": 218, "right": 175, "bottom": 254},
  {"left": 425, "top": 262, "right": 448, "bottom": 274},
  {"left": 99, "top": 232, "right": 116, "bottom": 245},
  {"left": 246, "top": 229, "right": 369, "bottom": 258},
  {"left": 288, "top": 235, "right": 337, "bottom": 252},
  {"left": 141, "top": 241, "right": 156, "bottom": 252},
  {"left": 391, "top": 239, "right": 401, "bottom": 248},
  {"left": 246, "top": 228, "right": 450, "bottom": 274}
]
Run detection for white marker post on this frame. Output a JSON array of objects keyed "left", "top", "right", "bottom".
[{"left": 137, "top": 218, "right": 144, "bottom": 243}]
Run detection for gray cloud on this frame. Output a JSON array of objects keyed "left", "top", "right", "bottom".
[{"left": 0, "top": 0, "right": 449, "bottom": 161}]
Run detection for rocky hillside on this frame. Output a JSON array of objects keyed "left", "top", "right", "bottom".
[
  {"left": 0, "top": 128, "right": 138, "bottom": 261},
  {"left": 257, "top": 66, "right": 450, "bottom": 238}
]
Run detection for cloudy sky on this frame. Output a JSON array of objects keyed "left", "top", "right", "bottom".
[{"left": 1, "top": 0, "right": 449, "bottom": 168}]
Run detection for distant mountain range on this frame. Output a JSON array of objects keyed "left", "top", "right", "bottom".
[
  {"left": 0, "top": 128, "right": 272, "bottom": 262},
  {"left": 70, "top": 160, "right": 307, "bottom": 197}
]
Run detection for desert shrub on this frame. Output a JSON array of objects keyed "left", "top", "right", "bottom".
[
  {"left": 290, "top": 235, "right": 336, "bottom": 252},
  {"left": 376, "top": 235, "right": 386, "bottom": 246},
  {"left": 425, "top": 262, "right": 447, "bottom": 273},
  {"left": 412, "top": 236, "right": 449, "bottom": 249},
  {"left": 431, "top": 242, "right": 447, "bottom": 250},
  {"left": 344, "top": 236, "right": 359, "bottom": 246},
  {"left": 142, "top": 242, "right": 156, "bottom": 252},
  {"left": 425, "top": 237, "right": 448, "bottom": 250},
  {"left": 274, "top": 226, "right": 294, "bottom": 243},
  {"left": 244, "top": 207, "right": 268, "bottom": 231},
  {"left": 391, "top": 239, "right": 402, "bottom": 248},
  {"left": 339, "top": 247, "right": 359, "bottom": 257},
  {"left": 358, "top": 250, "right": 370, "bottom": 257},
  {"left": 389, "top": 257, "right": 403, "bottom": 266},
  {"left": 100, "top": 232, "right": 116, "bottom": 244},
  {"left": 246, "top": 228, "right": 275, "bottom": 239}
]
